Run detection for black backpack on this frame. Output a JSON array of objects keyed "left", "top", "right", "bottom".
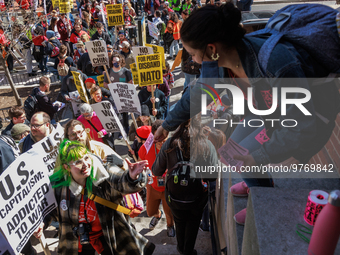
[
  {"left": 165, "top": 148, "right": 205, "bottom": 205},
  {"left": 24, "top": 94, "right": 40, "bottom": 121}
]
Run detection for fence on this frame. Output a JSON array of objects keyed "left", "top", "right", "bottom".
[{"left": 0, "top": 71, "right": 61, "bottom": 87}]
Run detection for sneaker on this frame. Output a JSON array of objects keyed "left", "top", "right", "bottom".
[
  {"left": 149, "top": 210, "right": 163, "bottom": 230},
  {"left": 234, "top": 208, "right": 247, "bottom": 225},
  {"left": 230, "top": 181, "right": 249, "bottom": 197},
  {"left": 9, "top": 69, "right": 18, "bottom": 73},
  {"left": 167, "top": 226, "right": 175, "bottom": 237}
]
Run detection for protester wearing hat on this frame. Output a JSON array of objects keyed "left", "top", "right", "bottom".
[
  {"left": 128, "top": 125, "right": 152, "bottom": 159},
  {"left": 164, "top": 1, "right": 174, "bottom": 12},
  {"left": 93, "top": 5, "right": 105, "bottom": 24},
  {"left": 124, "top": 5, "right": 136, "bottom": 26},
  {"left": 107, "top": 44, "right": 114, "bottom": 59},
  {"left": 85, "top": 77, "right": 112, "bottom": 101},
  {"left": 129, "top": 105, "right": 156, "bottom": 141},
  {"left": 119, "top": 41, "right": 135, "bottom": 69},
  {"left": 91, "top": 22, "right": 112, "bottom": 46},
  {"left": 11, "top": 123, "right": 30, "bottom": 143}
]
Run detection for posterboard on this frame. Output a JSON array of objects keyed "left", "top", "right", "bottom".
[
  {"left": 31, "top": 123, "right": 64, "bottom": 175},
  {"left": 71, "top": 101, "right": 82, "bottom": 116},
  {"left": 52, "top": 0, "right": 59, "bottom": 8},
  {"left": 132, "top": 46, "right": 153, "bottom": 63},
  {"left": 106, "top": 4, "right": 124, "bottom": 26},
  {"left": 146, "top": 43, "right": 165, "bottom": 69},
  {"left": 85, "top": 40, "right": 109, "bottom": 67},
  {"left": 136, "top": 54, "right": 163, "bottom": 86},
  {"left": 59, "top": 0, "right": 70, "bottom": 13},
  {"left": 147, "top": 20, "right": 159, "bottom": 41},
  {"left": 71, "top": 71, "right": 89, "bottom": 104},
  {"left": 91, "top": 101, "right": 120, "bottom": 133},
  {"left": 97, "top": 75, "right": 105, "bottom": 87},
  {"left": 0, "top": 152, "right": 57, "bottom": 254},
  {"left": 0, "top": 231, "right": 15, "bottom": 255},
  {"left": 130, "top": 63, "right": 139, "bottom": 85},
  {"left": 108, "top": 83, "right": 141, "bottom": 115}
]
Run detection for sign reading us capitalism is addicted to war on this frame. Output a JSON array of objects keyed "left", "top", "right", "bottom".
[{"left": 136, "top": 53, "right": 163, "bottom": 86}]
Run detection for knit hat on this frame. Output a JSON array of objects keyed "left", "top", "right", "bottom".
[
  {"left": 141, "top": 105, "right": 150, "bottom": 116},
  {"left": 11, "top": 123, "right": 30, "bottom": 138},
  {"left": 85, "top": 78, "right": 96, "bottom": 84},
  {"left": 119, "top": 40, "right": 130, "bottom": 48},
  {"left": 136, "top": 126, "right": 152, "bottom": 140},
  {"left": 118, "top": 30, "right": 125, "bottom": 35},
  {"left": 221, "top": 94, "right": 231, "bottom": 106}
]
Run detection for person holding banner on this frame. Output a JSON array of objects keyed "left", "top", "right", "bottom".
[
  {"left": 138, "top": 85, "right": 168, "bottom": 119},
  {"left": 77, "top": 103, "right": 108, "bottom": 143},
  {"left": 33, "top": 140, "right": 156, "bottom": 255},
  {"left": 60, "top": 66, "right": 88, "bottom": 102}
]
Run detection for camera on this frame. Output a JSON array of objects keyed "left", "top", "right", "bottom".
[{"left": 73, "top": 223, "right": 92, "bottom": 244}]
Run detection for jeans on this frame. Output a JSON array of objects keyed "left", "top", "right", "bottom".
[
  {"left": 230, "top": 113, "right": 273, "bottom": 188},
  {"left": 23, "top": 48, "right": 33, "bottom": 73},
  {"left": 38, "top": 56, "right": 48, "bottom": 73},
  {"left": 169, "top": 40, "right": 179, "bottom": 58},
  {"left": 163, "top": 96, "right": 170, "bottom": 119}
]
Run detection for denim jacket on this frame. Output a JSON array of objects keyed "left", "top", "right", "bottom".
[{"left": 163, "top": 36, "right": 339, "bottom": 165}]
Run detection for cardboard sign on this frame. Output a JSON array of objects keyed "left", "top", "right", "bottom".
[
  {"left": 147, "top": 20, "right": 159, "bottom": 41},
  {"left": 71, "top": 101, "right": 82, "bottom": 116},
  {"left": 136, "top": 54, "right": 163, "bottom": 86},
  {"left": 91, "top": 101, "right": 120, "bottom": 133},
  {"left": 85, "top": 40, "right": 109, "bottom": 68},
  {"left": 108, "top": 83, "right": 141, "bottom": 114},
  {"left": 71, "top": 71, "right": 89, "bottom": 104},
  {"left": 0, "top": 232, "right": 15, "bottom": 255},
  {"left": 132, "top": 46, "right": 153, "bottom": 63},
  {"left": 0, "top": 152, "right": 57, "bottom": 254},
  {"left": 97, "top": 75, "right": 105, "bottom": 87},
  {"left": 130, "top": 63, "right": 139, "bottom": 85},
  {"left": 170, "top": 49, "right": 182, "bottom": 72},
  {"left": 52, "top": 0, "right": 59, "bottom": 8},
  {"left": 31, "top": 124, "right": 64, "bottom": 175},
  {"left": 59, "top": 0, "right": 70, "bottom": 13},
  {"left": 106, "top": 4, "right": 124, "bottom": 26},
  {"left": 144, "top": 133, "right": 154, "bottom": 154},
  {"left": 146, "top": 44, "right": 165, "bottom": 69}
]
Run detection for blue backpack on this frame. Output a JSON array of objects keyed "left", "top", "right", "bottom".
[{"left": 247, "top": 4, "right": 340, "bottom": 75}]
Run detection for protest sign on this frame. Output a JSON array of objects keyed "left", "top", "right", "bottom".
[
  {"left": 132, "top": 46, "right": 153, "bottom": 63},
  {"left": 144, "top": 133, "right": 154, "bottom": 154},
  {"left": 52, "top": 0, "right": 59, "bottom": 8},
  {"left": 85, "top": 40, "right": 109, "bottom": 67},
  {"left": 147, "top": 20, "right": 159, "bottom": 41},
  {"left": 218, "top": 138, "right": 248, "bottom": 169},
  {"left": 59, "top": 0, "right": 70, "bottom": 13},
  {"left": 106, "top": 4, "right": 124, "bottom": 26},
  {"left": 71, "top": 101, "right": 82, "bottom": 117},
  {"left": 0, "top": 231, "right": 15, "bottom": 255},
  {"left": 0, "top": 152, "right": 57, "bottom": 254},
  {"left": 91, "top": 102, "right": 120, "bottom": 133},
  {"left": 146, "top": 44, "right": 165, "bottom": 69},
  {"left": 130, "top": 63, "right": 139, "bottom": 85},
  {"left": 71, "top": 71, "right": 89, "bottom": 104},
  {"left": 97, "top": 75, "right": 105, "bottom": 87},
  {"left": 136, "top": 54, "right": 163, "bottom": 86},
  {"left": 31, "top": 123, "right": 64, "bottom": 175},
  {"left": 108, "top": 83, "right": 141, "bottom": 115}
]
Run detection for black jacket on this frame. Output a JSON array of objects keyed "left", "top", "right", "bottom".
[
  {"left": 138, "top": 87, "right": 167, "bottom": 119},
  {"left": 1, "top": 119, "right": 30, "bottom": 137},
  {"left": 91, "top": 31, "right": 112, "bottom": 46},
  {"left": 32, "top": 87, "right": 59, "bottom": 120},
  {"left": 77, "top": 52, "right": 101, "bottom": 76},
  {"left": 60, "top": 67, "right": 88, "bottom": 100}
]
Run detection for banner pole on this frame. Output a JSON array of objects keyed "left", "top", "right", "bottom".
[
  {"left": 39, "top": 233, "right": 51, "bottom": 255},
  {"left": 124, "top": 138, "right": 138, "bottom": 162},
  {"left": 130, "top": 113, "right": 138, "bottom": 130},
  {"left": 103, "top": 65, "right": 111, "bottom": 86}
]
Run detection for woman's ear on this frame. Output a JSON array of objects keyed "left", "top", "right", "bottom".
[
  {"left": 63, "top": 164, "right": 70, "bottom": 171},
  {"left": 206, "top": 43, "right": 217, "bottom": 58}
]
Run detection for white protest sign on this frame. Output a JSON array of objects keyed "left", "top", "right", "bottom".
[
  {"left": 85, "top": 40, "right": 109, "bottom": 67},
  {"left": 147, "top": 20, "right": 159, "bottom": 41},
  {"left": 0, "top": 231, "right": 15, "bottom": 255},
  {"left": 31, "top": 123, "right": 64, "bottom": 175},
  {"left": 144, "top": 133, "right": 154, "bottom": 154},
  {"left": 0, "top": 152, "right": 57, "bottom": 254},
  {"left": 91, "top": 101, "right": 120, "bottom": 133},
  {"left": 132, "top": 46, "right": 153, "bottom": 63},
  {"left": 108, "top": 83, "right": 141, "bottom": 115},
  {"left": 71, "top": 101, "right": 82, "bottom": 117}
]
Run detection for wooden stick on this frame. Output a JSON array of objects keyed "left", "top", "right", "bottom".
[
  {"left": 124, "top": 138, "right": 138, "bottom": 162},
  {"left": 130, "top": 113, "right": 138, "bottom": 130},
  {"left": 39, "top": 233, "right": 51, "bottom": 255},
  {"left": 103, "top": 65, "right": 111, "bottom": 87}
]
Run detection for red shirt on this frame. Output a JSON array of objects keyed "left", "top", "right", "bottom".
[
  {"left": 70, "top": 30, "right": 87, "bottom": 44},
  {"left": 139, "top": 143, "right": 166, "bottom": 192},
  {"left": 78, "top": 195, "right": 104, "bottom": 253}
]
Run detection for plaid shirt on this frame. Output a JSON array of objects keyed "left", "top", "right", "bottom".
[{"left": 46, "top": 156, "right": 150, "bottom": 255}]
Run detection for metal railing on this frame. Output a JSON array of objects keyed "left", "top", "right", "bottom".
[{"left": 0, "top": 72, "right": 61, "bottom": 87}]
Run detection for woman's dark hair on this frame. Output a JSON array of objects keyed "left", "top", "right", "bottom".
[
  {"left": 109, "top": 53, "right": 126, "bottom": 68},
  {"left": 162, "top": 9, "right": 168, "bottom": 16},
  {"left": 151, "top": 120, "right": 164, "bottom": 135},
  {"left": 48, "top": 17, "right": 58, "bottom": 30},
  {"left": 166, "top": 115, "right": 210, "bottom": 161},
  {"left": 180, "top": 3, "right": 246, "bottom": 50},
  {"left": 169, "top": 12, "right": 179, "bottom": 23},
  {"left": 207, "top": 128, "right": 226, "bottom": 158}
]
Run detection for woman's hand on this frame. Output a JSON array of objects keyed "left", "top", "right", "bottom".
[
  {"left": 129, "top": 149, "right": 135, "bottom": 155},
  {"left": 33, "top": 223, "right": 44, "bottom": 239},
  {"left": 98, "top": 131, "right": 104, "bottom": 138},
  {"left": 233, "top": 154, "right": 257, "bottom": 167},
  {"left": 153, "top": 125, "right": 169, "bottom": 143},
  {"left": 126, "top": 158, "right": 148, "bottom": 180}
]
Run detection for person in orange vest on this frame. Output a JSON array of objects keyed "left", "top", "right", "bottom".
[{"left": 165, "top": 12, "right": 182, "bottom": 60}]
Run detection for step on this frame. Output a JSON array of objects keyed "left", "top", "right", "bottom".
[{"left": 242, "top": 178, "right": 340, "bottom": 255}]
